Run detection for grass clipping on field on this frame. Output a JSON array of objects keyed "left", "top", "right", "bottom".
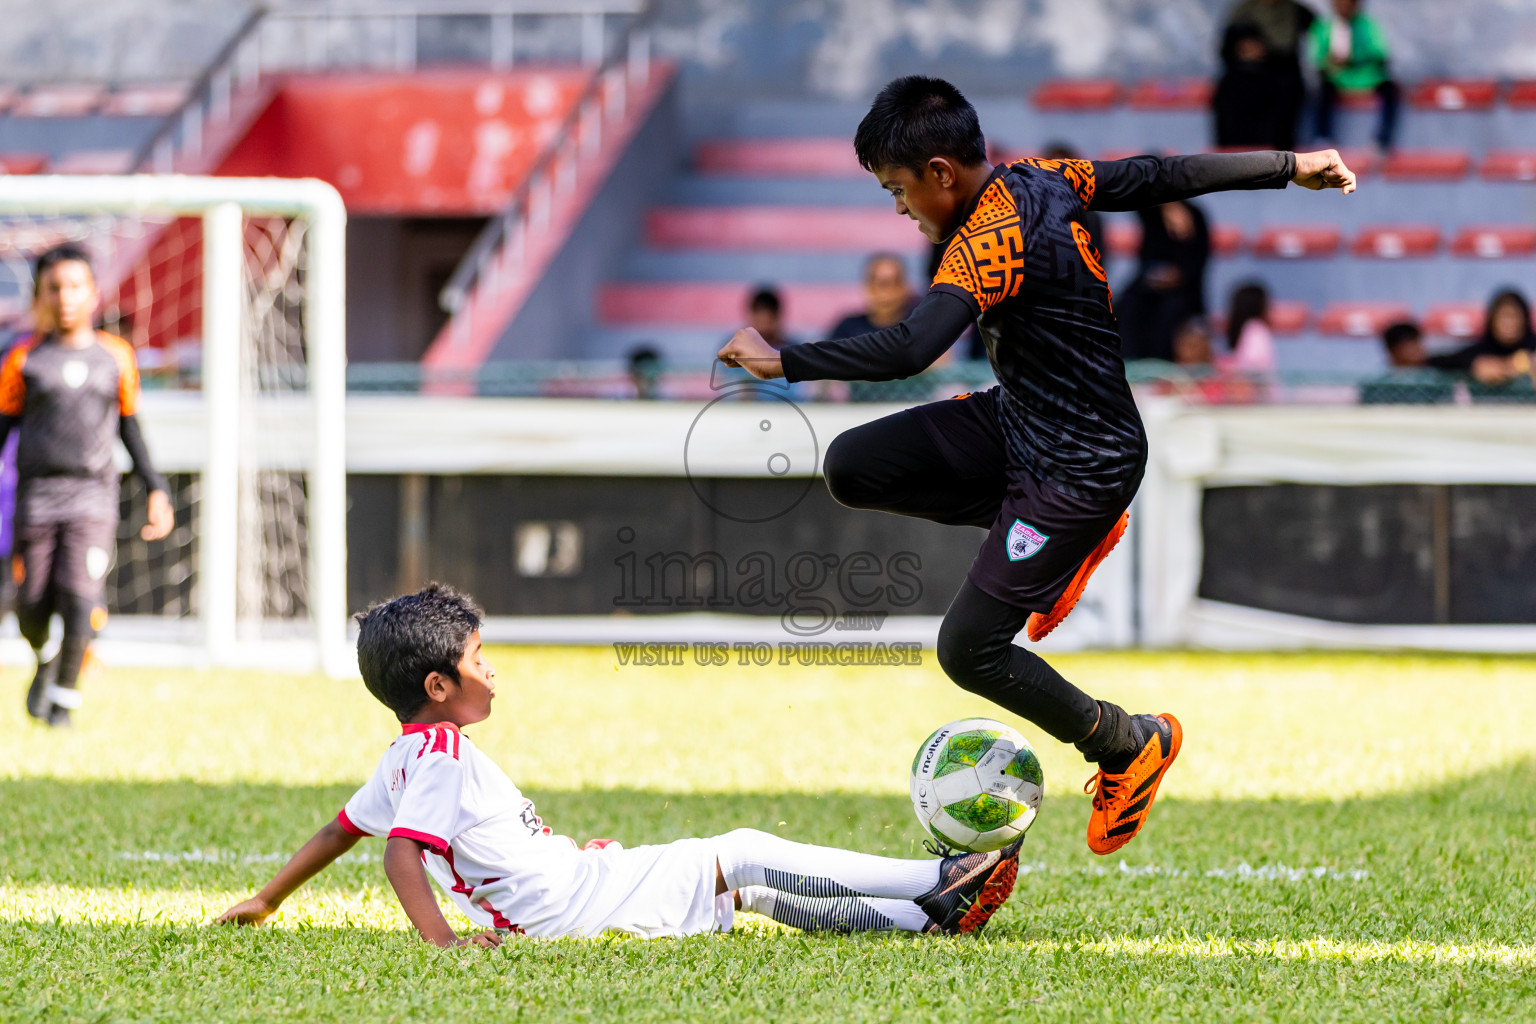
[{"left": 4, "top": 649, "right": 1536, "bottom": 1023}]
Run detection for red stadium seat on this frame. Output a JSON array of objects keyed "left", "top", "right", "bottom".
[
  {"left": 1032, "top": 79, "right": 1122, "bottom": 111},
  {"left": 1351, "top": 225, "right": 1441, "bottom": 259},
  {"left": 1252, "top": 224, "right": 1341, "bottom": 258},
  {"left": 647, "top": 207, "right": 922, "bottom": 250},
  {"left": 50, "top": 150, "right": 134, "bottom": 174},
  {"left": 101, "top": 83, "right": 188, "bottom": 118},
  {"left": 1104, "top": 220, "right": 1140, "bottom": 258},
  {"left": 13, "top": 84, "right": 105, "bottom": 117},
  {"left": 1379, "top": 150, "right": 1471, "bottom": 180},
  {"left": 1337, "top": 89, "right": 1381, "bottom": 111},
  {"left": 1505, "top": 81, "right": 1536, "bottom": 108},
  {"left": 1210, "top": 224, "right": 1244, "bottom": 255},
  {"left": 1479, "top": 150, "right": 1536, "bottom": 181},
  {"left": 1128, "top": 79, "right": 1212, "bottom": 110},
  {"left": 0, "top": 154, "right": 48, "bottom": 175},
  {"left": 1316, "top": 302, "right": 1413, "bottom": 337},
  {"left": 1104, "top": 222, "right": 1242, "bottom": 256},
  {"left": 599, "top": 282, "right": 865, "bottom": 332},
  {"left": 0, "top": 86, "right": 17, "bottom": 115},
  {"left": 1450, "top": 225, "right": 1536, "bottom": 258},
  {"left": 1408, "top": 80, "right": 1500, "bottom": 111},
  {"left": 694, "top": 139, "right": 862, "bottom": 178},
  {"left": 1423, "top": 303, "right": 1484, "bottom": 338},
  {"left": 1210, "top": 300, "right": 1310, "bottom": 337}
]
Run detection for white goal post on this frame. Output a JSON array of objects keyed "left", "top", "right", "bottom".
[{"left": 0, "top": 175, "right": 350, "bottom": 677}]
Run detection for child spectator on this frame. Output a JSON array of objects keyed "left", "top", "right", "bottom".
[
  {"left": 1309, "top": 0, "right": 1399, "bottom": 153},
  {"left": 1381, "top": 321, "right": 1427, "bottom": 368},
  {"left": 1219, "top": 282, "right": 1277, "bottom": 373},
  {"left": 219, "top": 585, "right": 1022, "bottom": 943},
  {"left": 1428, "top": 289, "right": 1535, "bottom": 385}
]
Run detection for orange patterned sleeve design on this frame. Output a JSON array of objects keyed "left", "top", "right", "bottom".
[
  {"left": 931, "top": 178, "right": 1027, "bottom": 315},
  {"left": 1013, "top": 157, "right": 1097, "bottom": 208},
  {"left": 99, "top": 333, "right": 141, "bottom": 416},
  {"left": 0, "top": 340, "right": 34, "bottom": 417}
]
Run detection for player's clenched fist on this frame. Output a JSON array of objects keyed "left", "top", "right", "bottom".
[
  {"left": 717, "top": 327, "right": 785, "bottom": 380},
  {"left": 1292, "top": 149, "right": 1357, "bottom": 195}
]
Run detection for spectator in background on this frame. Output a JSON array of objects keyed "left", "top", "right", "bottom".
[
  {"left": 744, "top": 286, "right": 796, "bottom": 352},
  {"left": 1219, "top": 282, "right": 1277, "bottom": 373},
  {"left": 626, "top": 345, "right": 662, "bottom": 399},
  {"left": 1118, "top": 199, "right": 1211, "bottom": 362},
  {"left": 1214, "top": 0, "right": 1314, "bottom": 150},
  {"left": 1309, "top": 0, "right": 1399, "bottom": 153},
  {"left": 829, "top": 253, "right": 916, "bottom": 339},
  {"left": 1428, "top": 289, "right": 1536, "bottom": 385},
  {"left": 1171, "top": 317, "right": 1214, "bottom": 368},
  {"left": 1381, "top": 321, "right": 1427, "bottom": 368}
]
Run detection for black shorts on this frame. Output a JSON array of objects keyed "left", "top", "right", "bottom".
[
  {"left": 907, "top": 387, "right": 1135, "bottom": 612},
  {"left": 12, "top": 517, "right": 117, "bottom": 609}
]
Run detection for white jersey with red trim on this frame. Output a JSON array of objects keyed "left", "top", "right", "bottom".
[{"left": 338, "top": 722, "right": 725, "bottom": 938}]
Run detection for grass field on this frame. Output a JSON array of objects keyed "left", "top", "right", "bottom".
[{"left": 4, "top": 647, "right": 1536, "bottom": 1022}]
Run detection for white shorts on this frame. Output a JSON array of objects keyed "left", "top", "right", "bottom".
[{"left": 533, "top": 837, "right": 733, "bottom": 939}]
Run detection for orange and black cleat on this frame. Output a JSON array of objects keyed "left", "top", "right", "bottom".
[
  {"left": 1084, "top": 712, "right": 1182, "bottom": 856},
  {"left": 1026, "top": 511, "right": 1128, "bottom": 642}
]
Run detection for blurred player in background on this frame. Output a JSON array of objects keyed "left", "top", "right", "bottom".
[
  {"left": 0, "top": 245, "right": 173, "bottom": 727},
  {"left": 719, "top": 76, "right": 1356, "bottom": 857}
]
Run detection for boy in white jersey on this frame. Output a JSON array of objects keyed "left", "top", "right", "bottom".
[{"left": 219, "top": 584, "right": 1023, "bottom": 945}]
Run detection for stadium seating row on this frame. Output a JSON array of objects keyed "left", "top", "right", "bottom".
[
  {"left": 644, "top": 207, "right": 1536, "bottom": 261},
  {"left": 0, "top": 150, "right": 134, "bottom": 174},
  {"left": 0, "top": 82, "right": 186, "bottom": 118},
  {"left": 694, "top": 139, "right": 1536, "bottom": 183},
  {"left": 597, "top": 281, "right": 1480, "bottom": 341},
  {"left": 1030, "top": 77, "right": 1535, "bottom": 112}
]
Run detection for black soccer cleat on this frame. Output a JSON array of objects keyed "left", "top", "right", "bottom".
[
  {"left": 25, "top": 656, "right": 57, "bottom": 720},
  {"left": 916, "top": 836, "right": 1024, "bottom": 936}
]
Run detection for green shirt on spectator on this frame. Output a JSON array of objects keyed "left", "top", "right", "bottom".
[{"left": 1307, "top": 14, "right": 1391, "bottom": 92}]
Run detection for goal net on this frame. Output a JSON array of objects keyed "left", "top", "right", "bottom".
[{"left": 0, "top": 177, "right": 350, "bottom": 676}]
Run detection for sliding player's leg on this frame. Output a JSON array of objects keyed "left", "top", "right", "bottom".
[
  {"left": 14, "top": 521, "right": 60, "bottom": 720},
  {"left": 934, "top": 477, "right": 1180, "bottom": 856},
  {"left": 713, "top": 827, "right": 1020, "bottom": 935},
  {"left": 821, "top": 391, "right": 1006, "bottom": 529},
  {"left": 736, "top": 887, "right": 932, "bottom": 933}
]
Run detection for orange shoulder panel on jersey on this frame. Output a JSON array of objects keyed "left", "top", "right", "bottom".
[
  {"left": 1012, "top": 157, "right": 1097, "bottom": 208},
  {"left": 931, "top": 178, "right": 1027, "bottom": 315},
  {"left": 97, "top": 332, "right": 141, "bottom": 416},
  {"left": 0, "top": 336, "right": 40, "bottom": 417}
]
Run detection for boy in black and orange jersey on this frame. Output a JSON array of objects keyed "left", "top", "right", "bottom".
[
  {"left": 719, "top": 76, "right": 1356, "bottom": 856},
  {"left": 0, "top": 245, "right": 173, "bottom": 727}
]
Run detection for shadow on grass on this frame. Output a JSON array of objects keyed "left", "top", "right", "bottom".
[{"left": 4, "top": 759, "right": 1535, "bottom": 944}]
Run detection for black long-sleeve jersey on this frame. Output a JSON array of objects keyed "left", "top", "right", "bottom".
[{"left": 781, "top": 151, "right": 1298, "bottom": 497}]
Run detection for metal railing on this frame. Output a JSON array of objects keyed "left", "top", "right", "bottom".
[
  {"left": 433, "top": 4, "right": 656, "bottom": 347},
  {"left": 132, "top": 1, "right": 648, "bottom": 173}
]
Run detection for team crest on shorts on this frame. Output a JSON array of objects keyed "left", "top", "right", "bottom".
[{"left": 1006, "top": 520, "right": 1049, "bottom": 561}]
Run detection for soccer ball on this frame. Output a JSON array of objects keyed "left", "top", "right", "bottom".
[{"left": 910, "top": 718, "right": 1043, "bottom": 852}]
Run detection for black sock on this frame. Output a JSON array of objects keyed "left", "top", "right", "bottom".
[{"left": 1074, "top": 700, "right": 1148, "bottom": 773}]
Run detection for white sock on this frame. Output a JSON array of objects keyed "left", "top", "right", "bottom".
[
  {"left": 714, "top": 828, "right": 941, "bottom": 900},
  {"left": 738, "top": 886, "right": 930, "bottom": 933}
]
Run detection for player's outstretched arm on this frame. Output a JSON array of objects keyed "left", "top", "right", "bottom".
[
  {"left": 217, "top": 817, "right": 360, "bottom": 926},
  {"left": 719, "top": 290, "right": 972, "bottom": 384},
  {"left": 1086, "top": 150, "right": 1354, "bottom": 211},
  {"left": 383, "top": 836, "right": 501, "bottom": 949}
]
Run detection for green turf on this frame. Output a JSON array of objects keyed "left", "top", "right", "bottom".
[{"left": 3, "top": 648, "right": 1536, "bottom": 1022}]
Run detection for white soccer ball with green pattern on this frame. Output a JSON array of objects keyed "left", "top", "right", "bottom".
[{"left": 910, "top": 718, "right": 1043, "bottom": 853}]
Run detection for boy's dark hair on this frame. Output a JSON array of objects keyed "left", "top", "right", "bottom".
[
  {"left": 33, "top": 243, "right": 95, "bottom": 298},
  {"left": 354, "top": 583, "right": 483, "bottom": 722},
  {"left": 748, "top": 287, "right": 782, "bottom": 315},
  {"left": 1381, "top": 321, "right": 1422, "bottom": 352},
  {"left": 854, "top": 75, "right": 988, "bottom": 175}
]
